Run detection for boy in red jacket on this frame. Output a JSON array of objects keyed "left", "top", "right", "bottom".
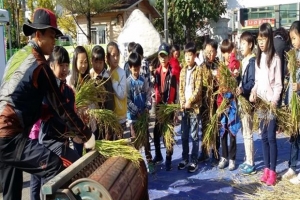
[{"left": 152, "top": 43, "right": 177, "bottom": 171}]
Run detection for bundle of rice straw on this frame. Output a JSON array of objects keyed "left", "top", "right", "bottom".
[
  {"left": 237, "top": 95, "right": 253, "bottom": 117},
  {"left": 88, "top": 109, "right": 123, "bottom": 139},
  {"left": 217, "top": 61, "right": 238, "bottom": 94},
  {"left": 133, "top": 112, "right": 149, "bottom": 149},
  {"left": 253, "top": 97, "right": 292, "bottom": 135},
  {"left": 286, "top": 49, "right": 300, "bottom": 134},
  {"left": 95, "top": 139, "right": 143, "bottom": 168},
  {"left": 75, "top": 79, "right": 107, "bottom": 109},
  {"left": 156, "top": 104, "right": 180, "bottom": 150},
  {"left": 203, "top": 98, "right": 228, "bottom": 153}
]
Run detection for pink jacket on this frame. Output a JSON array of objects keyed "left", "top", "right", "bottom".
[
  {"left": 251, "top": 53, "right": 282, "bottom": 103},
  {"left": 29, "top": 119, "right": 41, "bottom": 140}
]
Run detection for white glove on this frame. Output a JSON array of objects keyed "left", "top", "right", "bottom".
[{"left": 84, "top": 133, "right": 96, "bottom": 149}]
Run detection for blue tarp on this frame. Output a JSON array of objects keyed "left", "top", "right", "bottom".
[{"left": 145, "top": 132, "right": 291, "bottom": 200}]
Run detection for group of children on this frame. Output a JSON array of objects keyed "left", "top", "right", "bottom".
[{"left": 28, "top": 20, "right": 300, "bottom": 199}]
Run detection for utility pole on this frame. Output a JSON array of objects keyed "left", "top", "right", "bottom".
[
  {"left": 163, "top": 0, "right": 168, "bottom": 43},
  {"left": 0, "top": 0, "right": 3, "bottom": 8}
]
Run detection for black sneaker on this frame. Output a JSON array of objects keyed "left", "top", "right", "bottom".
[
  {"left": 178, "top": 160, "right": 189, "bottom": 170},
  {"left": 198, "top": 154, "right": 209, "bottom": 163},
  {"left": 188, "top": 161, "right": 198, "bottom": 173},
  {"left": 165, "top": 160, "right": 172, "bottom": 171},
  {"left": 153, "top": 156, "right": 164, "bottom": 165}
]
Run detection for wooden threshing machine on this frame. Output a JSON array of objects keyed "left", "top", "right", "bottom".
[{"left": 42, "top": 150, "right": 149, "bottom": 200}]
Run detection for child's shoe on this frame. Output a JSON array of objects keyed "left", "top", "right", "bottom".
[
  {"left": 218, "top": 157, "right": 228, "bottom": 169},
  {"left": 178, "top": 160, "right": 189, "bottom": 170},
  {"left": 165, "top": 160, "right": 172, "bottom": 171},
  {"left": 188, "top": 160, "right": 198, "bottom": 173},
  {"left": 239, "top": 162, "right": 247, "bottom": 169},
  {"left": 228, "top": 160, "right": 236, "bottom": 171},
  {"left": 147, "top": 161, "right": 156, "bottom": 174},
  {"left": 282, "top": 168, "right": 296, "bottom": 180},
  {"left": 241, "top": 164, "right": 256, "bottom": 175},
  {"left": 260, "top": 168, "right": 270, "bottom": 183},
  {"left": 290, "top": 173, "right": 300, "bottom": 185},
  {"left": 266, "top": 170, "right": 277, "bottom": 186},
  {"left": 198, "top": 153, "right": 209, "bottom": 163},
  {"left": 152, "top": 156, "right": 164, "bottom": 165}
]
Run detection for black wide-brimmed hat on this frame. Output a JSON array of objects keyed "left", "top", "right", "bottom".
[{"left": 23, "top": 8, "right": 63, "bottom": 37}]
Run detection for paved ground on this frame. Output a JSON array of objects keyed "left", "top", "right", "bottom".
[{"left": 0, "top": 116, "right": 293, "bottom": 199}]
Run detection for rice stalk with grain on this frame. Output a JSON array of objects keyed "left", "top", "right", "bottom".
[
  {"left": 133, "top": 112, "right": 149, "bottom": 149},
  {"left": 156, "top": 104, "right": 180, "bottom": 150},
  {"left": 95, "top": 139, "right": 143, "bottom": 168}
]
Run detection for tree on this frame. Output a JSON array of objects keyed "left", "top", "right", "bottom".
[
  {"left": 153, "top": 0, "right": 226, "bottom": 45},
  {"left": 4, "top": 0, "right": 26, "bottom": 48},
  {"left": 57, "top": 0, "right": 122, "bottom": 44},
  {"left": 27, "top": 0, "right": 56, "bottom": 17},
  {"left": 57, "top": 10, "right": 77, "bottom": 40}
]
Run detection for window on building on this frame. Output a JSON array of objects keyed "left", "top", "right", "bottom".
[{"left": 91, "top": 25, "right": 106, "bottom": 44}]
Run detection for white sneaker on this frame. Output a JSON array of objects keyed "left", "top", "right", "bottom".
[
  {"left": 218, "top": 157, "right": 228, "bottom": 169},
  {"left": 282, "top": 168, "right": 296, "bottom": 180},
  {"left": 290, "top": 173, "right": 300, "bottom": 185},
  {"left": 228, "top": 160, "right": 236, "bottom": 171}
]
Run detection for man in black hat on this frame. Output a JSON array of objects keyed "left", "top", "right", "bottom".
[{"left": 0, "top": 8, "right": 95, "bottom": 200}]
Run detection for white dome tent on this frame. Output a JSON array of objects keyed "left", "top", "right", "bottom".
[{"left": 0, "top": 8, "right": 11, "bottom": 79}]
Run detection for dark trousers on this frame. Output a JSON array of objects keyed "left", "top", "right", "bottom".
[
  {"left": 221, "top": 130, "right": 237, "bottom": 160},
  {"left": 289, "top": 134, "right": 300, "bottom": 171},
  {"left": 0, "top": 134, "right": 63, "bottom": 200},
  {"left": 30, "top": 143, "right": 80, "bottom": 200},
  {"left": 260, "top": 119, "right": 277, "bottom": 171},
  {"left": 72, "top": 141, "right": 83, "bottom": 157},
  {"left": 153, "top": 119, "right": 173, "bottom": 161},
  {"left": 130, "top": 123, "right": 152, "bottom": 162},
  {"left": 181, "top": 111, "right": 200, "bottom": 162}
]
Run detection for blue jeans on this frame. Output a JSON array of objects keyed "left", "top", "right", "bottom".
[
  {"left": 289, "top": 134, "right": 300, "bottom": 171},
  {"left": 181, "top": 111, "right": 200, "bottom": 162},
  {"left": 260, "top": 119, "right": 277, "bottom": 171}
]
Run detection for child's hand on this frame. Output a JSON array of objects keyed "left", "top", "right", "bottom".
[
  {"left": 184, "top": 102, "right": 191, "bottom": 109},
  {"left": 181, "top": 103, "right": 185, "bottom": 109},
  {"left": 292, "top": 83, "right": 300, "bottom": 91},
  {"left": 249, "top": 92, "right": 256, "bottom": 102},
  {"left": 270, "top": 101, "right": 277, "bottom": 108},
  {"left": 233, "top": 69, "right": 239, "bottom": 77},
  {"left": 236, "top": 87, "right": 243, "bottom": 96}
]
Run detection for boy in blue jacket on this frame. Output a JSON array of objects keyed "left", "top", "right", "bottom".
[
  {"left": 236, "top": 31, "right": 256, "bottom": 175},
  {"left": 126, "top": 52, "right": 154, "bottom": 173}
]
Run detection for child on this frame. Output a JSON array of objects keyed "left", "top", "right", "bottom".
[
  {"left": 282, "top": 21, "right": 300, "bottom": 184},
  {"left": 90, "top": 45, "right": 115, "bottom": 140},
  {"left": 236, "top": 31, "right": 256, "bottom": 175},
  {"left": 217, "top": 40, "right": 241, "bottom": 171},
  {"left": 67, "top": 46, "right": 90, "bottom": 91},
  {"left": 198, "top": 39, "right": 220, "bottom": 166},
  {"left": 250, "top": 23, "right": 282, "bottom": 186},
  {"left": 66, "top": 45, "right": 90, "bottom": 156},
  {"left": 30, "top": 46, "right": 85, "bottom": 200},
  {"left": 90, "top": 45, "right": 107, "bottom": 79},
  {"left": 126, "top": 52, "right": 154, "bottom": 173},
  {"left": 178, "top": 42, "right": 202, "bottom": 173},
  {"left": 124, "top": 42, "right": 136, "bottom": 78},
  {"left": 106, "top": 41, "right": 127, "bottom": 136},
  {"left": 152, "top": 43, "right": 177, "bottom": 171},
  {"left": 169, "top": 44, "right": 182, "bottom": 85},
  {"left": 132, "top": 43, "right": 151, "bottom": 87}
]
